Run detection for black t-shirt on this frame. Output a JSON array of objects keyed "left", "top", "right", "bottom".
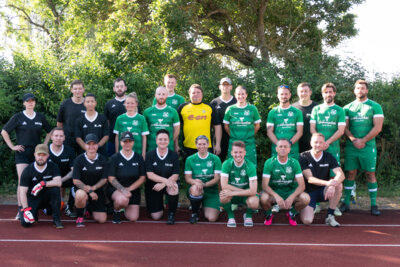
[
  {"left": 2, "top": 111, "right": 51, "bottom": 146},
  {"left": 299, "top": 150, "right": 339, "bottom": 192},
  {"left": 145, "top": 149, "right": 179, "bottom": 188},
  {"left": 57, "top": 98, "right": 86, "bottom": 140},
  {"left": 104, "top": 98, "right": 126, "bottom": 140},
  {"left": 73, "top": 153, "right": 108, "bottom": 189},
  {"left": 292, "top": 101, "right": 318, "bottom": 153},
  {"left": 48, "top": 144, "right": 76, "bottom": 177},
  {"left": 108, "top": 151, "right": 145, "bottom": 187},
  {"left": 20, "top": 161, "right": 61, "bottom": 194}
]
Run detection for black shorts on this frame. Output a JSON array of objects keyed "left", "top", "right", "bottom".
[
  {"left": 74, "top": 187, "right": 107, "bottom": 212},
  {"left": 307, "top": 187, "right": 326, "bottom": 209},
  {"left": 61, "top": 179, "right": 74, "bottom": 188},
  {"left": 15, "top": 145, "right": 35, "bottom": 164},
  {"left": 145, "top": 185, "right": 167, "bottom": 213},
  {"left": 106, "top": 185, "right": 141, "bottom": 206}
]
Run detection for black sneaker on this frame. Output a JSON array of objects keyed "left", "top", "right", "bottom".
[
  {"left": 371, "top": 205, "right": 381, "bottom": 216},
  {"left": 53, "top": 220, "right": 64, "bottom": 229},
  {"left": 167, "top": 212, "right": 175, "bottom": 225},
  {"left": 339, "top": 203, "right": 350, "bottom": 213},
  {"left": 64, "top": 205, "right": 77, "bottom": 218},
  {"left": 189, "top": 213, "right": 199, "bottom": 224},
  {"left": 112, "top": 211, "right": 121, "bottom": 224},
  {"left": 76, "top": 217, "right": 85, "bottom": 228}
]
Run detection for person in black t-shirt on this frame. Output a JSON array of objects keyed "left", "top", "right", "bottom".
[
  {"left": 75, "top": 93, "right": 109, "bottom": 156},
  {"left": 210, "top": 77, "right": 237, "bottom": 162},
  {"left": 145, "top": 129, "right": 180, "bottom": 225},
  {"left": 57, "top": 80, "right": 86, "bottom": 153},
  {"left": 104, "top": 78, "right": 128, "bottom": 156},
  {"left": 73, "top": 134, "right": 108, "bottom": 227},
  {"left": 19, "top": 144, "right": 63, "bottom": 228},
  {"left": 1, "top": 93, "right": 52, "bottom": 215},
  {"left": 299, "top": 133, "right": 344, "bottom": 227},
  {"left": 48, "top": 127, "right": 76, "bottom": 217},
  {"left": 107, "top": 131, "right": 146, "bottom": 224}
]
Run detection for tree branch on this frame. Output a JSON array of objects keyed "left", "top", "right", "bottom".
[
  {"left": 257, "top": 0, "right": 269, "bottom": 62},
  {"left": 7, "top": 4, "right": 51, "bottom": 36}
]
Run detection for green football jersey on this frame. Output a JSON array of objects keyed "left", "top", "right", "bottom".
[
  {"left": 184, "top": 152, "right": 222, "bottom": 192},
  {"left": 152, "top": 93, "right": 185, "bottom": 110},
  {"left": 113, "top": 113, "right": 149, "bottom": 155},
  {"left": 143, "top": 105, "right": 180, "bottom": 151},
  {"left": 310, "top": 103, "right": 346, "bottom": 152},
  {"left": 221, "top": 158, "right": 257, "bottom": 189},
  {"left": 262, "top": 156, "right": 302, "bottom": 193},
  {"left": 344, "top": 99, "right": 384, "bottom": 147},
  {"left": 223, "top": 104, "right": 261, "bottom": 143}
]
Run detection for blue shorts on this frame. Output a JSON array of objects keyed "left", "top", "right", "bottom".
[{"left": 307, "top": 187, "right": 327, "bottom": 209}]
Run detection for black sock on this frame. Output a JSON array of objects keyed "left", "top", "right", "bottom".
[
  {"left": 76, "top": 208, "right": 84, "bottom": 218},
  {"left": 327, "top": 208, "right": 335, "bottom": 217},
  {"left": 190, "top": 199, "right": 202, "bottom": 214},
  {"left": 167, "top": 194, "right": 179, "bottom": 214}
]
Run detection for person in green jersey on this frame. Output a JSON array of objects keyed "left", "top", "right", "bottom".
[
  {"left": 220, "top": 141, "right": 259, "bottom": 228},
  {"left": 114, "top": 93, "right": 149, "bottom": 157},
  {"left": 261, "top": 139, "right": 309, "bottom": 226},
  {"left": 267, "top": 85, "right": 303, "bottom": 160},
  {"left": 185, "top": 135, "right": 222, "bottom": 224},
  {"left": 152, "top": 74, "right": 185, "bottom": 110},
  {"left": 144, "top": 86, "right": 180, "bottom": 152},
  {"left": 223, "top": 86, "right": 261, "bottom": 167},
  {"left": 340, "top": 80, "right": 384, "bottom": 216}
]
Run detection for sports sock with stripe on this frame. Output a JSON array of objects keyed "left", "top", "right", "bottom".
[
  {"left": 221, "top": 202, "right": 234, "bottom": 219},
  {"left": 343, "top": 179, "right": 355, "bottom": 205},
  {"left": 245, "top": 208, "right": 253, "bottom": 218},
  {"left": 368, "top": 182, "right": 378, "bottom": 206}
]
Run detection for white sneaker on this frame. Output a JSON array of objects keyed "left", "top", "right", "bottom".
[
  {"left": 243, "top": 213, "right": 254, "bottom": 227},
  {"left": 314, "top": 204, "right": 321, "bottom": 214},
  {"left": 227, "top": 218, "right": 237, "bottom": 228},
  {"left": 271, "top": 204, "right": 280, "bottom": 213},
  {"left": 325, "top": 214, "right": 340, "bottom": 227},
  {"left": 334, "top": 207, "right": 342, "bottom": 217}
]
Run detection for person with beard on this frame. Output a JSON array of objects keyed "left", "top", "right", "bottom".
[
  {"left": 143, "top": 86, "right": 180, "bottom": 152},
  {"left": 104, "top": 78, "right": 128, "bottom": 156},
  {"left": 153, "top": 74, "right": 185, "bottom": 110},
  {"left": 19, "top": 144, "right": 63, "bottom": 228},
  {"left": 267, "top": 85, "right": 303, "bottom": 160}
]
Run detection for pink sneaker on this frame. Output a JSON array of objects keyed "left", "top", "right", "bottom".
[
  {"left": 264, "top": 214, "right": 274, "bottom": 226},
  {"left": 286, "top": 212, "right": 297, "bottom": 226}
]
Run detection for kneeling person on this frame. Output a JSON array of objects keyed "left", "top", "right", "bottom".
[
  {"left": 19, "top": 144, "right": 63, "bottom": 228},
  {"left": 185, "top": 135, "right": 222, "bottom": 224},
  {"left": 220, "top": 141, "right": 259, "bottom": 228},
  {"left": 73, "top": 134, "right": 108, "bottom": 227},
  {"left": 299, "top": 133, "right": 344, "bottom": 227},
  {"left": 261, "top": 139, "right": 310, "bottom": 226},
  {"left": 107, "top": 132, "right": 146, "bottom": 224}
]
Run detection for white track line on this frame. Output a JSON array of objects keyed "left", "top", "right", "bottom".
[{"left": 0, "top": 239, "right": 399, "bottom": 247}]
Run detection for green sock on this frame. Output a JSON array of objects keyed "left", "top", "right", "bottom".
[
  {"left": 264, "top": 209, "right": 272, "bottom": 216},
  {"left": 368, "top": 182, "right": 378, "bottom": 206},
  {"left": 344, "top": 180, "right": 355, "bottom": 205},
  {"left": 221, "top": 202, "right": 234, "bottom": 219},
  {"left": 245, "top": 208, "right": 253, "bottom": 218},
  {"left": 290, "top": 207, "right": 297, "bottom": 216}
]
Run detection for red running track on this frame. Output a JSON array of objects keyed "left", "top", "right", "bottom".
[{"left": 1, "top": 205, "right": 399, "bottom": 266}]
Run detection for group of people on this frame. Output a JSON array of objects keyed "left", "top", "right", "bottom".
[{"left": 1, "top": 74, "right": 384, "bottom": 229}]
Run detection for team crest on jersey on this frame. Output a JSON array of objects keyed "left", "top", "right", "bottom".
[
  {"left": 132, "top": 120, "right": 138, "bottom": 126},
  {"left": 172, "top": 99, "right": 177, "bottom": 105},
  {"left": 288, "top": 111, "right": 294, "bottom": 117},
  {"left": 240, "top": 169, "right": 246, "bottom": 176},
  {"left": 207, "top": 161, "right": 212, "bottom": 167},
  {"left": 286, "top": 166, "right": 292, "bottom": 174},
  {"left": 202, "top": 110, "right": 206, "bottom": 113},
  {"left": 331, "top": 109, "right": 337, "bottom": 115},
  {"left": 163, "top": 112, "right": 169, "bottom": 118},
  {"left": 244, "top": 110, "right": 250, "bottom": 116}
]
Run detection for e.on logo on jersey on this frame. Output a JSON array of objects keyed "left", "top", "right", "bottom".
[{"left": 188, "top": 115, "right": 207, "bottom": 120}]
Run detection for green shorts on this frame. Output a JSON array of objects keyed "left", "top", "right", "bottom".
[
  {"left": 273, "top": 188, "right": 296, "bottom": 200},
  {"left": 230, "top": 196, "right": 248, "bottom": 205},
  {"left": 187, "top": 187, "right": 220, "bottom": 210},
  {"left": 344, "top": 145, "right": 377, "bottom": 172},
  {"left": 327, "top": 145, "right": 340, "bottom": 177}
]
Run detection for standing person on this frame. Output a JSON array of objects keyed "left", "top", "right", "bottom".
[
  {"left": 145, "top": 130, "right": 180, "bottom": 225},
  {"left": 185, "top": 135, "right": 222, "bottom": 224},
  {"left": 210, "top": 77, "right": 237, "bottom": 162},
  {"left": 261, "top": 139, "right": 310, "bottom": 226},
  {"left": 107, "top": 131, "right": 146, "bottom": 224},
  {"left": 299, "top": 133, "right": 344, "bottom": 227},
  {"left": 104, "top": 78, "right": 128, "bottom": 156},
  {"left": 219, "top": 141, "right": 259, "bottom": 228},
  {"left": 19, "top": 144, "right": 63, "bottom": 228},
  {"left": 223, "top": 85, "right": 261, "bottom": 167},
  {"left": 73, "top": 134, "right": 108, "bottom": 227},
  {"left": 177, "top": 84, "right": 222, "bottom": 160},
  {"left": 1, "top": 93, "right": 52, "bottom": 217},
  {"left": 48, "top": 127, "right": 76, "bottom": 218},
  {"left": 114, "top": 92, "right": 149, "bottom": 157},
  {"left": 153, "top": 74, "right": 185, "bottom": 110},
  {"left": 75, "top": 93, "right": 109, "bottom": 156},
  {"left": 340, "top": 80, "right": 384, "bottom": 216},
  {"left": 267, "top": 85, "right": 303, "bottom": 160},
  {"left": 292, "top": 82, "right": 318, "bottom": 153},
  {"left": 143, "top": 86, "right": 180, "bottom": 152},
  {"left": 57, "top": 80, "right": 86, "bottom": 153}
]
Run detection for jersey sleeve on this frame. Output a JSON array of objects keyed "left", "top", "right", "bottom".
[
  {"left": 184, "top": 155, "right": 193, "bottom": 174},
  {"left": 298, "top": 154, "right": 309, "bottom": 171},
  {"left": 310, "top": 106, "right": 317, "bottom": 124},
  {"left": 246, "top": 161, "right": 258, "bottom": 181},
  {"left": 41, "top": 113, "right": 52, "bottom": 133},
  {"left": 100, "top": 157, "right": 108, "bottom": 179},
  {"left": 326, "top": 152, "right": 340, "bottom": 170},
  {"left": 74, "top": 117, "right": 83, "bottom": 139},
  {"left": 296, "top": 108, "right": 304, "bottom": 125},
  {"left": 138, "top": 155, "right": 146, "bottom": 177},
  {"left": 373, "top": 101, "right": 384, "bottom": 117},
  {"left": 2, "top": 113, "right": 19, "bottom": 133},
  {"left": 223, "top": 106, "right": 232, "bottom": 124},
  {"left": 266, "top": 109, "right": 275, "bottom": 127},
  {"left": 19, "top": 167, "right": 31, "bottom": 187},
  {"left": 262, "top": 159, "right": 272, "bottom": 178},
  {"left": 172, "top": 109, "right": 180, "bottom": 126},
  {"left": 293, "top": 159, "right": 303, "bottom": 178},
  {"left": 253, "top": 105, "right": 262, "bottom": 124},
  {"left": 221, "top": 160, "right": 230, "bottom": 177},
  {"left": 145, "top": 151, "right": 154, "bottom": 173},
  {"left": 101, "top": 115, "right": 109, "bottom": 137},
  {"left": 57, "top": 101, "right": 66, "bottom": 123},
  {"left": 211, "top": 104, "right": 221, "bottom": 126},
  {"left": 338, "top": 107, "right": 346, "bottom": 126},
  {"left": 113, "top": 115, "right": 122, "bottom": 134},
  {"left": 140, "top": 116, "right": 149, "bottom": 136},
  {"left": 72, "top": 157, "right": 82, "bottom": 180},
  {"left": 52, "top": 163, "right": 61, "bottom": 178},
  {"left": 172, "top": 152, "right": 180, "bottom": 175},
  {"left": 214, "top": 155, "right": 222, "bottom": 173},
  {"left": 107, "top": 156, "right": 117, "bottom": 177}
]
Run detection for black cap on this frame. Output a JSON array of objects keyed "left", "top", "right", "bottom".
[
  {"left": 120, "top": 131, "right": 134, "bottom": 142},
  {"left": 23, "top": 93, "right": 36, "bottom": 102},
  {"left": 84, "top": 133, "right": 98, "bottom": 144}
]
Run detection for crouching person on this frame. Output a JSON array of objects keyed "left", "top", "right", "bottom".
[{"left": 19, "top": 144, "right": 63, "bottom": 229}]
